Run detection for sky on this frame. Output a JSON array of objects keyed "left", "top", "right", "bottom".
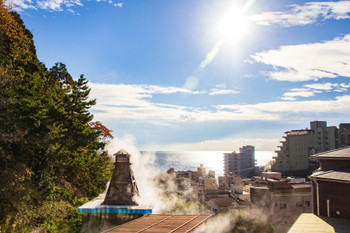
[{"left": 10, "top": 0, "right": 350, "bottom": 151}]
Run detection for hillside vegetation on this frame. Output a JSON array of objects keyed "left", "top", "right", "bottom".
[{"left": 0, "top": 1, "right": 113, "bottom": 232}]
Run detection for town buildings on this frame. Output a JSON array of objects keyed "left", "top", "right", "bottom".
[
  {"left": 224, "top": 145, "right": 255, "bottom": 178},
  {"left": 218, "top": 173, "right": 243, "bottom": 195},
  {"left": 272, "top": 121, "right": 350, "bottom": 175},
  {"left": 250, "top": 179, "right": 312, "bottom": 233}
]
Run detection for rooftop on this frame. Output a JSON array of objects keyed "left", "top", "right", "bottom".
[
  {"left": 104, "top": 214, "right": 212, "bottom": 233},
  {"left": 286, "top": 129, "right": 313, "bottom": 136},
  {"left": 209, "top": 197, "right": 239, "bottom": 208},
  {"left": 311, "top": 168, "right": 350, "bottom": 182},
  {"left": 311, "top": 146, "right": 350, "bottom": 160},
  {"left": 288, "top": 213, "right": 350, "bottom": 233},
  {"left": 77, "top": 193, "right": 152, "bottom": 214}
]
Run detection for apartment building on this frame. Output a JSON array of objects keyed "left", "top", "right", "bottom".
[
  {"left": 223, "top": 145, "right": 255, "bottom": 178},
  {"left": 339, "top": 123, "right": 350, "bottom": 147},
  {"left": 272, "top": 121, "right": 350, "bottom": 175}
]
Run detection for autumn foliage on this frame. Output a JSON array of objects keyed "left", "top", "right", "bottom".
[
  {"left": 0, "top": 0, "right": 34, "bottom": 68},
  {"left": 0, "top": 3, "right": 113, "bottom": 232}
]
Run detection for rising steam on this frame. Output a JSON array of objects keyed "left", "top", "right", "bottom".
[{"left": 104, "top": 135, "right": 203, "bottom": 214}]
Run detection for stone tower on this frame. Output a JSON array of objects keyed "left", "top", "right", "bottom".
[{"left": 103, "top": 149, "right": 140, "bottom": 205}]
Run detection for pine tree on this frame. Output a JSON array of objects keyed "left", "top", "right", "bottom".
[{"left": 0, "top": 2, "right": 112, "bottom": 232}]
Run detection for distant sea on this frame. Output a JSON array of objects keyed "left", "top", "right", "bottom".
[{"left": 145, "top": 151, "right": 276, "bottom": 178}]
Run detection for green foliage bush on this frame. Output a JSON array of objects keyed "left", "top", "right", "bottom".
[
  {"left": 0, "top": 2, "right": 112, "bottom": 232},
  {"left": 230, "top": 213, "right": 275, "bottom": 233}
]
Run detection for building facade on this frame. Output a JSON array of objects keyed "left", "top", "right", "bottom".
[
  {"left": 218, "top": 173, "right": 243, "bottom": 194},
  {"left": 339, "top": 123, "right": 350, "bottom": 147},
  {"left": 272, "top": 121, "right": 350, "bottom": 175},
  {"left": 311, "top": 146, "right": 350, "bottom": 219},
  {"left": 250, "top": 180, "right": 312, "bottom": 233},
  {"left": 224, "top": 145, "right": 255, "bottom": 178}
]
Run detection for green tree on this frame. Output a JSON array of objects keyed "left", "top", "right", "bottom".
[{"left": 0, "top": 3, "right": 112, "bottom": 232}]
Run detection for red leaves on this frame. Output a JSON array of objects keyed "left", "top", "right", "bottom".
[{"left": 89, "top": 121, "right": 113, "bottom": 139}]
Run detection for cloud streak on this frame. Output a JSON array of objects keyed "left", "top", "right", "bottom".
[
  {"left": 89, "top": 82, "right": 350, "bottom": 124},
  {"left": 281, "top": 82, "right": 350, "bottom": 100},
  {"left": 251, "top": 0, "right": 350, "bottom": 27},
  {"left": 7, "top": 0, "right": 123, "bottom": 12},
  {"left": 249, "top": 34, "right": 350, "bottom": 82}
]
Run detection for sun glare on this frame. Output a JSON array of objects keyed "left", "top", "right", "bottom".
[{"left": 214, "top": 3, "right": 251, "bottom": 43}]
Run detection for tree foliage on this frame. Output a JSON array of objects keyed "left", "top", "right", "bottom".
[{"left": 0, "top": 2, "right": 112, "bottom": 232}]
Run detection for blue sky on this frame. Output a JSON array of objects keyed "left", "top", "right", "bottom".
[{"left": 11, "top": 0, "right": 350, "bottom": 151}]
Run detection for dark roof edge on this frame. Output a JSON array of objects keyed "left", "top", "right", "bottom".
[{"left": 310, "top": 146, "right": 350, "bottom": 158}]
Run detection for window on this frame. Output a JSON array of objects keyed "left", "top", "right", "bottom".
[
  {"left": 296, "top": 202, "right": 302, "bottom": 207},
  {"left": 280, "top": 203, "right": 287, "bottom": 209},
  {"left": 305, "top": 201, "right": 310, "bottom": 206}
]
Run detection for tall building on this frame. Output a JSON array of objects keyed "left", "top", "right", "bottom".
[
  {"left": 311, "top": 121, "right": 337, "bottom": 152},
  {"left": 223, "top": 145, "right": 255, "bottom": 178},
  {"left": 272, "top": 121, "right": 350, "bottom": 175},
  {"left": 339, "top": 123, "right": 350, "bottom": 147}
]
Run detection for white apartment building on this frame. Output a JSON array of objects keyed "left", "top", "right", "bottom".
[
  {"left": 339, "top": 123, "right": 350, "bottom": 147},
  {"left": 272, "top": 121, "right": 350, "bottom": 175},
  {"left": 223, "top": 145, "right": 255, "bottom": 178}
]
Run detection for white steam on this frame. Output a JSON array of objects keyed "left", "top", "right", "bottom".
[
  {"left": 105, "top": 135, "right": 161, "bottom": 209},
  {"left": 193, "top": 214, "right": 232, "bottom": 233},
  {"left": 104, "top": 134, "right": 202, "bottom": 214}
]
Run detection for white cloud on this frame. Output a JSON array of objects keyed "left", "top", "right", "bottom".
[
  {"left": 251, "top": 1, "right": 350, "bottom": 27},
  {"left": 304, "top": 83, "right": 335, "bottom": 91},
  {"left": 281, "top": 82, "right": 350, "bottom": 100},
  {"left": 250, "top": 34, "right": 350, "bottom": 82},
  {"left": 8, "top": 0, "right": 37, "bottom": 11},
  {"left": 281, "top": 90, "right": 314, "bottom": 100},
  {"left": 37, "top": 0, "right": 64, "bottom": 11},
  {"left": 8, "top": 0, "right": 120, "bottom": 12},
  {"left": 209, "top": 89, "right": 239, "bottom": 95},
  {"left": 216, "top": 95, "right": 350, "bottom": 115},
  {"left": 89, "top": 82, "right": 350, "bottom": 125}
]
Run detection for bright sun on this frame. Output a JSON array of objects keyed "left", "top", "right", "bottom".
[{"left": 214, "top": 3, "right": 250, "bottom": 43}]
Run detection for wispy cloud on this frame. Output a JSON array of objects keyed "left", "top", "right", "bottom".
[
  {"left": 209, "top": 89, "right": 239, "bottom": 96},
  {"left": 281, "top": 88, "right": 315, "bottom": 101},
  {"left": 89, "top": 82, "right": 350, "bottom": 124},
  {"left": 281, "top": 82, "right": 350, "bottom": 100},
  {"left": 8, "top": 0, "right": 122, "bottom": 12},
  {"left": 216, "top": 95, "right": 350, "bottom": 115},
  {"left": 8, "top": 0, "right": 37, "bottom": 11},
  {"left": 249, "top": 34, "right": 350, "bottom": 82},
  {"left": 251, "top": 1, "right": 350, "bottom": 27},
  {"left": 115, "top": 2, "right": 122, "bottom": 7}
]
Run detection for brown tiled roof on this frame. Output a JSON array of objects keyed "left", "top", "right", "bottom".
[
  {"left": 105, "top": 214, "right": 212, "bottom": 233},
  {"left": 311, "top": 146, "right": 350, "bottom": 159},
  {"left": 209, "top": 197, "right": 239, "bottom": 208},
  {"left": 311, "top": 168, "right": 350, "bottom": 182}
]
